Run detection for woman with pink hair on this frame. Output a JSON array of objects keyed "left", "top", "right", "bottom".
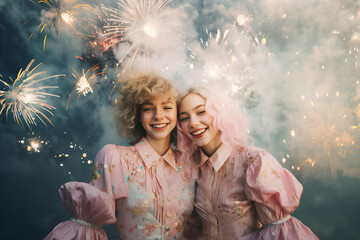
[{"left": 178, "top": 87, "right": 318, "bottom": 240}]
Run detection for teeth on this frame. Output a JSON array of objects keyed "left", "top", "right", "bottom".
[
  {"left": 192, "top": 129, "right": 206, "bottom": 136},
  {"left": 153, "top": 124, "right": 167, "bottom": 128}
]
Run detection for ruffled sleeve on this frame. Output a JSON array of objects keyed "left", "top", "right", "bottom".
[
  {"left": 244, "top": 148, "right": 318, "bottom": 240},
  {"left": 90, "top": 144, "right": 129, "bottom": 199},
  {"left": 44, "top": 181, "right": 116, "bottom": 240}
]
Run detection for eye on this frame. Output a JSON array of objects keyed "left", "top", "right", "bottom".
[
  {"left": 164, "top": 106, "right": 173, "bottom": 110},
  {"left": 142, "top": 107, "right": 153, "bottom": 112},
  {"left": 198, "top": 110, "right": 206, "bottom": 115},
  {"left": 180, "top": 116, "right": 189, "bottom": 122}
]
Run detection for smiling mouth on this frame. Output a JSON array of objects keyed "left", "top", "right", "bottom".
[
  {"left": 191, "top": 128, "right": 207, "bottom": 138},
  {"left": 151, "top": 123, "right": 168, "bottom": 130}
]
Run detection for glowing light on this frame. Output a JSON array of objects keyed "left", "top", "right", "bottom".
[
  {"left": 143, "top": 23, "right": 158, "bottom": 38},
  {"left": 54, "top": 136, "right": 89, "bottom": 166},
  {"left": 236, "top": 14, "right": 249, "bottom": 26},
  {"left": 100, "top": 0, "right": 182, "bottom": 72},
  {"left": 29, "top": 0, "right": 95, "bottom": 51},
  {"left": 204, "top": 63, "right": 222, "bottom": 79},
  {"left": 0, "top": 59, "right": 64, "bottom": 128},
  {"left": 187, "top": 28, "right": 255, "bottom": 99},
  {"left": 290, "top": 130, "right": 296, "bottom": 137},
  {"left": 351, "top": 32, "right": 360, "bottom": 42},
  {"left": 61, "top": 12, "right": 73, "bottom": 24},
  {"left": 29, "top": 139, "right": 41, "bottom": 152},
  {"left": 332, "top": 28, "right": 360, "bottom": 69},
  {"left": 77, "top": 75, "right": 93, "bottom": 95},
  {"left": 261, "top": 38, "right": 267, "bottom": 45},
  {"left": 18, "top": 133, "right": 49, "bottom": 153},
  {"left": 285, "top": 91, "right": 360, "bottom": 175},
  {"left": 67, "top": 64, "right": 103, "bottom": 110}
]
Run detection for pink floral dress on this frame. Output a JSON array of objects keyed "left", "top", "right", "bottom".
[
  {"left": 192, "top": 144, "right": 318, "bottom": 240},
  {"left": 91, "top": 137, "right": 195, "bottom": 240}
]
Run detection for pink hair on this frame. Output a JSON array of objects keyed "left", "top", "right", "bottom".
[{"left": 177, "top": 87, "right": 250, "bottom": 164}]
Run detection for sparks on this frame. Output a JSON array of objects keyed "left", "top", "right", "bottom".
[
  {"left": 18, "top": 133, "right": 49, "bottom": 153},
  {"left": 61, "top": 11, "right": 74, "bottom": 24},
  {"left": 0, "top": 59, "right": 64, "bottom": 129},
  {"left": 100, "top": 0, "right": 183, "bottom": 72},
  {"left": 54, "top": 139, "right": 90, "bottom": 165},
  {"left": 29, "top": 0, "right": 95, "bottom": 51},
  {"left": 187, "top": 28, "right": 255, "bottom": 99},
  {"left": 67, "top": 63, "right": 104, "bottom": 110},
  {"left": 285, "top": 91, "right": 360, "bottom": 175}
]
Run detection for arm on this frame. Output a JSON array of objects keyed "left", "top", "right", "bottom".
[
  {"left": 244, "top": 148, "right": 318, "bottom": 240},
  {"left": 44, "top": 182, "right": 116, "bottom": 240}
]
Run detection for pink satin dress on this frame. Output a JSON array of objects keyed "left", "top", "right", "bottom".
[{"left": 192, "top": 144, "right": 318, "bottom": 240}]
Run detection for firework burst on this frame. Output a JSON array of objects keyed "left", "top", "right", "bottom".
[
  {"left": 29, "top": 0, "right": 95, "bottom": 51},
  {"left": 18, "top": 133, "right": 49, "bottom": 153},
  {"left": 187, "top": 28, "right": 255, "bottom": 99},
  {"left": 0, "top": 59, "right": 64, "bottom": 129},
  {"left": 283, "top": 91, "right": 360, "bottom": 176},
  {"left": 100, "top": 0, "right": 184, "bottom": 72},
  {"left": 330, "top": 9, "right": 360, "bottom": 71},
  {"left": 66, "top": 63, "right": 104, "bottom": 110}
]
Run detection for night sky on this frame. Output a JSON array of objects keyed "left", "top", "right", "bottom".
[{"left": 1, "top": 0, "right": 360, "bottom": 239}]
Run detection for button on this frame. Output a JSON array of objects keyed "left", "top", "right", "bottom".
[{"left": 165, "top": 226, "right": 170, "bottom": 231}]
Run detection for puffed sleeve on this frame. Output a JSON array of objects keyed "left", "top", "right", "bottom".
[
  {"left": 44, "top": 181, "right": 116, "bottom": 240},
  {"left": 244, "top": 148, "right": 318, "bottom": 240},
  {"left": 90, "top": 144, "right": 129, "bottom": 199}
]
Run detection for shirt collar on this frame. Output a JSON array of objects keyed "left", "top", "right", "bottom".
[
  {"left": 199, "top": 144, "right": 233, "bottom": 172},
  {"left": 135, "top": 137, "right": 177, "bottom": 170}
]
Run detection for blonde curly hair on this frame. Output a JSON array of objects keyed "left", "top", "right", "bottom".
[{"left": 114, "top": 71, "right": 178, "bottom": 145}]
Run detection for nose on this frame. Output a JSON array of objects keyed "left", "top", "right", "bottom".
[
  {"left": 189, "top": 115, "right": 199, "bottom": 128},
  {"left": 153, "top": 108, "right": 164, "bottom": 120}
]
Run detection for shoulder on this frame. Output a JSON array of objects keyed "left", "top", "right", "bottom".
[
  {"left": 98, "top": 144, "right": 137, "bottom": 154},
  {"left": 95, "top": 144, "right": 137, "bottom": 165},
  {"left": 230, "top": 145, "right": 277, "bottom": 171},
  {"left": 232, "top": 145, "right": 268, "bottom": 159}
]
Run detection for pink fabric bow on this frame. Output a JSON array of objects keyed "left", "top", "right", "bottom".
[{"left": 44, "top": 181, "right": 116, "bottom": 240}]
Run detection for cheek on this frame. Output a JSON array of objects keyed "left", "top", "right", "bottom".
[
  {"left": 204, "top": 115, "right": 215, "bottom": 126},
  {"left": 140, "top": 112, "right": 151, "bottom": 125},
  {"left": 179, "top": 121, "right": 186, "bottom": 130},
  {"left": 168, "top": 111, "right": 177, "bottom": 122},
  {"left": 180, "top": 122, "right": 190, "bottom": 135}
]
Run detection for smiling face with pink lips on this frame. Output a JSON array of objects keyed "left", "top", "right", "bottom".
[
  {"left": 179, "top": 93, "right": 222, "bottom": 156},
  {"left": 140, "top": 94, "right": 177, "bottom": 145}
]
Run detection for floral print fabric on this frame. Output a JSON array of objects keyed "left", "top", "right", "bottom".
[{"left": 91, "top": 137, "right": 195, "bottom": 240}]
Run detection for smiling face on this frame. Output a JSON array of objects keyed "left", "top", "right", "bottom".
[
  {"left": 179, "top": 93, "right": 222, "bottom": 156},
  {"left": 140, "top": 94, "right": 177, "bottom": 146}
]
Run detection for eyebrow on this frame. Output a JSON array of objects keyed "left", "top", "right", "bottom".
[
  {"left": 179, "top": 104, "right": 204, "bottom": 115},
  {"left": 142, "top": 101, "right": 175, "bottom": 105}
]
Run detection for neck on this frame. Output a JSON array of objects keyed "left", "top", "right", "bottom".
[
  {"left": 201, "top": 133, "right": 222, "bottom": 157},
  {"left": 145, "top": 135, "right": 171, "bottom": 156}
]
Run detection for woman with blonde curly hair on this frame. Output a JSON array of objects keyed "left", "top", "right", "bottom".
[{"left": 91, "top": 72, "right": 195, "bottom": 239}]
